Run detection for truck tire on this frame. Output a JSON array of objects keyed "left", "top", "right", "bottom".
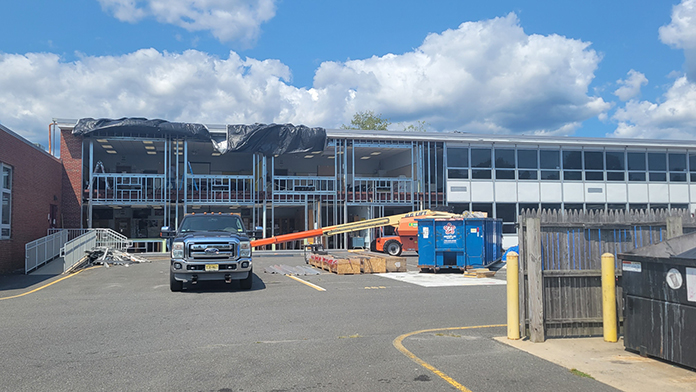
[
  {"left": 384, "top": 240, "right": 402, "bottom": 256},
  {"left": 170, "top": 271, "right": 183, "bottom": 292},
  {"left": 240, "top": 269, "right": 253, "bottom": 290},
  {"left": 370, "top": 239, "right": 377, "bottom": 252}
]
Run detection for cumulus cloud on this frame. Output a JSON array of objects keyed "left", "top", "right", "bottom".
[
  {"left": 659, "top": 0, "right": 696, "bottom": 80},
  {"left": 614, "top": 70, "right": 648, "bottom": 101},
  {"left": 612, "top": 76, "right": 696, "bottom": 139},
  {"left": 98, "top": 0, "right": 277, "bottom": 45},
  {"left": 608, "top": 0, "right": 696, "bottom": 139},
  {"left": 315, "top": 13, "right": 609, "bottom": 134},
  {"left": 0, "top": 13, "right": 611, "bottom": 145}
]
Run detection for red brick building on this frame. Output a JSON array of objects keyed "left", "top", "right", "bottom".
[{"left": 0, "top": 124, "right": 63, "bottom": 274}]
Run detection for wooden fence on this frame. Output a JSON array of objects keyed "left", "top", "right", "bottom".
[{"left": 517, "top": 209, "right": 696, "bottom": 341}]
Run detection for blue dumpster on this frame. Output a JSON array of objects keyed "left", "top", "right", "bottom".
[{"left": 416, "top": 217, "right": 503, "bottom": 271}]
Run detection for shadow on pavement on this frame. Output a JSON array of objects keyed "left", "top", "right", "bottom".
[{"left": 172, "top": 273, "right": 267, "bottom": 293}]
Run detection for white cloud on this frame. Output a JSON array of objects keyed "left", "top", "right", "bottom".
[
  {"left": 659, "top": 0, "right": 696, "bottom": 80},
  {"left": 614, "top": 70, "right": 648, "bottom": 101},
  {"left": 314, "top": 13, "right": 609, "bottom": 134},
  {"left": 612, "top": 76, "right": 696, "bottom": 139},
  {"left": 0, "top": 13, "right": 611, "bottom": 146},
  {"left": 607, "top": 0, "right": 696, "bottom": 139},
  {"left": 98, "top": 0, "right": 277, "bottom": 45}
]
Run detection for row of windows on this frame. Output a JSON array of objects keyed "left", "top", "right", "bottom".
[
  {"left": 447, "top": 147, "right": 696, "bottom": 182},
  {"left": 449, "top": 202, "right": 689, "bottom": 234},
  {"left": 1, "top": 163, "right": 12, "bottom": 239}
]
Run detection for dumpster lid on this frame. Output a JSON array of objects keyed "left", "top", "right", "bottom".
[{"left": 619, "top": 231, "right": 696, "bottom": 266}]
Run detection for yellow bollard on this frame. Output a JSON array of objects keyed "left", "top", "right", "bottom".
[
  {"left": 507, "top": 251, "right": 520, "bottom": 340},
  {"left": 601, "top": 253, "right": 618, "bottom": 343}
]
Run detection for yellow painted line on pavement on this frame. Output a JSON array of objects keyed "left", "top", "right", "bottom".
[
  {"left": 286, "top": 275, "right": 326, "bottom": 291},
  {"left": 393, "top": 324, "right": 506, "bottom": 392},
  {"left": 0, "top": 266, "right": 100, "bottom": 301}
]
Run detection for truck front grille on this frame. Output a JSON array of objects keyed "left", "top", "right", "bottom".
[{"left": 188, "top": 242, "right": 236, "bottom": 260}]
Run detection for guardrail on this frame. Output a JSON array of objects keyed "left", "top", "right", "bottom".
[
  {"left": 61, "top": 231, "right": 98, "bottom": 272},
  {"left": 88, "top": 173, "right": 166, "bottom": 204},
  {"left": 25, "top": 230, "right": 69, "bottom": 274},
  {"left": 272, "top": 176, "right": 336, "bottom": 204},
  {"left": 28, "top": 229, "right": 133, "bottom": 274},
  {"left": 187, "top": 174, "right": 255, "bottom": 204},
  {"left": 349, "top": 177, "right": 413, "bottom": 204}
]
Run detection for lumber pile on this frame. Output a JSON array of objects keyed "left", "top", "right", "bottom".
[
  {"left": 464, "top": 268, "right": 496, "bottom": 278},
  {"left": 306, "top": 253, "right": 361, "bottom": 275},
  {"left": 306, "top": 251, "right": 407, "bottom": 274},
  {"left": 349, "top": 251, "right": 407, "bottom": 273}
]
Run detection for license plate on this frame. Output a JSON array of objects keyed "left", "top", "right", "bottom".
[{"left": 205, "top": 264, "right": 219, "bottom": 272}]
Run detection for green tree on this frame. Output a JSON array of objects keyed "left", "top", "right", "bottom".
[
  {"left": 341, "top": 110, "right": 391, "bottom": 130},
  {"left": 403, "top": 120, "right": 428, "bottom": 132}
]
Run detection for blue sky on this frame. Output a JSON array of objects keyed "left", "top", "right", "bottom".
[{"left": 1, "top": 0, "right": 695, "bottom": 147}]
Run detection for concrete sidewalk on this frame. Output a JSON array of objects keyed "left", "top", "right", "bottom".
[{"left": 496, "top": 336, "right": 696, "bottom": 392}]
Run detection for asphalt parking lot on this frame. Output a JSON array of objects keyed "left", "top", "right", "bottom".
[{"left": 0, "top": 252, "right": 620, "bottom": 392}]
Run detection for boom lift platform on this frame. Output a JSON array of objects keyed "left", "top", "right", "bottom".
[{"left": 250, "top": 209, "right": 485, "bottom": 256}]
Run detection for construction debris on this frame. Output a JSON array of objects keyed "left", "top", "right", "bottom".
[{"left": 87, "top": 247, "right": 151, "bottom": 267}]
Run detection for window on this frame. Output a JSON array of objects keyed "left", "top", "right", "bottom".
[
  {"left": 690, "top": 153, "right": 696, "bottom": 182},
  {"left": 540, "top": 150, "right": 560, "bottom": 180},
  {"left": 648, "top": 152, "right": 667, "bottom": 182},
  {"left": 627, "top": 152, "right": 646, "bottom": 182},
  {"left": 517, "top": 149, "right": 538, "bottom": 180},
  {"left": 495, "top": 149, "right": 515, "bottom": 180},
  {"left": 562, "top": 150, "right": 582, "bottom": 181},
  {"left": 606, "top": 151, "right": 625, "bottom": 181},
  {"left": 447, "top": 147, "right": 468, "bottom": 168},
  {"left": 495, "top": 203, "right": 517, "bottom": 234},
  {"left": 669, "top": 153, "right": 687, "bottom": 182},
  {"left": 471, "top": 148, "right": 491, "bottom": 179},
  {"left": 584, "top": 150, "right": 604, "bottom": 181},
  {"left": 447, "top": 169, "right": 468, "bottom": 179},
  {"left": 1, "top": 164, "right": 11, "bottom": 239},
  {"left": 447, "top": 147, "right": 468, "bottom": 179}
]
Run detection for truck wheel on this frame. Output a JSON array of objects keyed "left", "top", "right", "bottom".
[
  {"left": 170, "top": 271, "right": 183, "bottom": 292},
  {"left": 384, "top": 240, "right": 402, "bottom": 256},
  {"left": 240, "top": 269, "right": 253, "bottom": 290},
  {"left": 370, "top": 240, "right": 377, "bottom": 252}
]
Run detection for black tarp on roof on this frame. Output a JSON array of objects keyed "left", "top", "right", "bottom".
[
  {"left": 220, "top": 123, "right": 326, "bottom": 156},
  {"left": 72, "top": 118, "right": 326, "bottom": 156},
  {"left": 73, "top": 118, "right": 211, "bottom": 141}
]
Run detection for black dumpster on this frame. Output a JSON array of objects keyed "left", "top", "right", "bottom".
[{"left": 619, "top": 231, "right": 696, "bottom": 369}]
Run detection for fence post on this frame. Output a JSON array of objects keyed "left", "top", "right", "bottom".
[
  {"left": 601, "top": 253, "right": 618, "bottom": 343},
  {"left": 507, "top": 251, "right": 520, "bottom": 340},
  {"left": 526, "top": 218, "right": 544, "bottom": 343},
  {"left": 666, "top": 217, "right": 683, "bottom": 240}
]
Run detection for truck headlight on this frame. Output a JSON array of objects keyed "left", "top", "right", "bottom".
[
  {"left": 240, "top": 241, "right": 251, "bottom": 257},
  {"left": 172, "top": 242, "right": 184, "bottom": 258}
]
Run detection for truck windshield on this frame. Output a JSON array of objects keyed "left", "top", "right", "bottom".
[{"left": 179, "top": 215, "right": 245, "bottom": 233}]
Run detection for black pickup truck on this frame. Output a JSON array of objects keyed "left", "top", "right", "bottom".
[{"left": 161, "top": 213, "right": 262, "bottom": 292}]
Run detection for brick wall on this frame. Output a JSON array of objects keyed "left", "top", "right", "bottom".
[
  {"left": 0, "top": 126, "right": 64, "bottom": 274},
  {"left": 61, "top": 130, "right": 83, "bottom": 229}
]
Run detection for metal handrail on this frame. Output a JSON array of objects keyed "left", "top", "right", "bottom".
[{"left": 25, "top": 230, "right": 69, "bottom": 274}]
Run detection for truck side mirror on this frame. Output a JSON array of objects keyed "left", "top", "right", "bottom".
[
  {"left": 248, "top": 226, "right": 263, "bottom": 239},
  {"left": 160, "top": 226, "right": 175, "bottom": 238}
]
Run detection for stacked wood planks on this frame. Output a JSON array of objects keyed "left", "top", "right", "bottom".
[
  {"left": 306, "top": 253, "right": 361, "bottom": 275},
  {"left": 306, "top": 251, "right": 407, "bottom": 274}
]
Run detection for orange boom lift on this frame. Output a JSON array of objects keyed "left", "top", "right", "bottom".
[{"left": 250, "top": 209, "right": 483, "bottom": 256}]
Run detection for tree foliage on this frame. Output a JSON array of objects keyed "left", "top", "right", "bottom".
[
  {"left": 341, "top": 110, "right": 391, "bottom": 130},
  {"left": 403, "top": 120, "right": 427, "bottom": 132}
]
